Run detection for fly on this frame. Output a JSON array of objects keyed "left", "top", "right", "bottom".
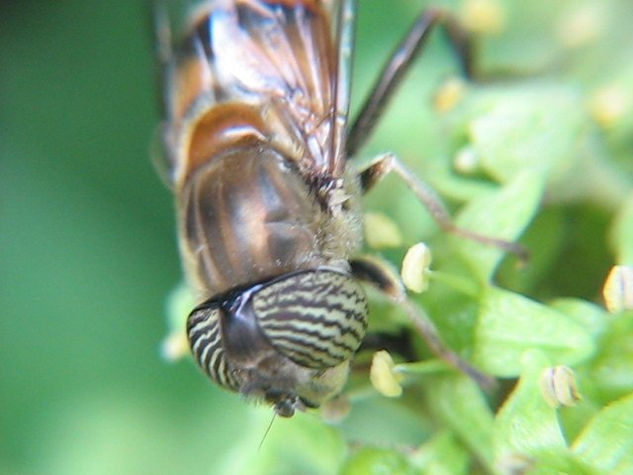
[{"left": 152, "top": 0, "right": 526, "bottom": 417}]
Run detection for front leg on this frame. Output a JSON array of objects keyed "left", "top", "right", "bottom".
[
  {"left": 359, "top": 153, "right": 529, "bottom": 261},
  {"left": 347, "top": 7, "right": 474, "bottom": 156},
  {"left": 350, "top": 255, "right": 496, "bottom": 391}
]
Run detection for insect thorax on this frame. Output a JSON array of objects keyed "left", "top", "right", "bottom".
[{"left": 178, "top": 141, "right": 363, "bottom": 296}]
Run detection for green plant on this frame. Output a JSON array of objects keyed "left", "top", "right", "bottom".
[{"left": 214, "top": 1, "right": 633, "bottom": 473}]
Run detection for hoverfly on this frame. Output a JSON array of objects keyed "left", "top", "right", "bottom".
[{"left": 153, "top": 0, "right": 524, "bottom": 417}]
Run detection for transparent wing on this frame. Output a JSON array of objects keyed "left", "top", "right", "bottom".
[{"left": 153, "top": 0, "right": 356, "bottom": 184}]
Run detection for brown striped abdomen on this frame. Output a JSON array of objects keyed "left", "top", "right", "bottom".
[{"left": 178, "top": 145, "right": 326, "bottom": 297}]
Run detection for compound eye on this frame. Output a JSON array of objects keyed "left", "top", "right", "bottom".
[
  {"left": 187, "top": 301, "right": 239, "bottom": 391},
  {"left": 252, "top": 269, "right": 368, "bottom": 369}
]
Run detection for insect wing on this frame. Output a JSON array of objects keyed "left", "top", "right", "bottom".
[{"left": 153, "top": 0, "right": 356, "bottom": 186}]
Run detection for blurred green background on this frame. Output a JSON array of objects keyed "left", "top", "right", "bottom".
[{"left": 2, "top": 0, "right": 632, "bottom": 474}]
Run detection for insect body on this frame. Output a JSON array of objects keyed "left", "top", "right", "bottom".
[
  {"left": 154, "top": 0, "right": 520, "bottom": 416},
  {"left": 155, "top": 0, "right": 369, "bottom": 416}
]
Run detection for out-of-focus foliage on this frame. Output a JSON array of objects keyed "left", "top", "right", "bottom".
[{"left": 1, "top": 0, "right": 632, "bottom": 473}]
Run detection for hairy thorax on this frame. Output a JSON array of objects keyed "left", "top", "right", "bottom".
[{"left": 178, "top": 142, "right": 363, "bottom": 299}]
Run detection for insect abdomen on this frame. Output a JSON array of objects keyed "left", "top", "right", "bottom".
[{"left": 179, "top": 145, "right": 325, "bottom": 297}]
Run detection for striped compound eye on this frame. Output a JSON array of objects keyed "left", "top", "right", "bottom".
[
  {"left": 187, "top": 269, "right": 368, "bottom": 408},
  {"left": 252, "top": 269, "right": 368, "bottom": 369},
  {"left": 187, "top": 300, "right": 241, "bottom": 392}
]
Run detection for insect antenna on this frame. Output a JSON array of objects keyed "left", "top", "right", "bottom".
[{"left": 258, "top": 411, "right": 277, "bottom": 452}]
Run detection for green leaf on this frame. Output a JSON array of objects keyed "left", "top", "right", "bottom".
[
  {"left": 219, "top": 410, "right": 346, "bottom": 475},
  {"left": 396, "top": 359, "right": 450, "bottom": 375},
  {"left": 495, "top": 208, "right": 566, "bottom": 293},
  {"left": 473, "top": 286, "right": 595, "bottom": 376},
  {"left": 452, "top": 169, "right": 545, "bottom": 282},
  {"left": 413, "top": 431, "right": 469, "bottom": 475},
  {"left": 341, "top": 447, "right": 415, "bottom": 475},
  {"left": 516, "top": 449, "right": 600, "bottom": 475},
  {"left": 425, "top": 375, "right": 495, "bottom": 471},
  {"left": 492, "top": 350, "right": 566, "bottom": 465},
  {"left": 467, "top": 85, "right": 586, "bottom": 187},
  {"left": 572, "top": 393, "right": 633, "bottom": 473},
  {"left": 609, "top": 193, "right": 633, "bottom": 264},
  {"left": 584, "top": 312, "right": 633, "bottom": 401},
  {"left": 549, "top": 298, "right": 608, "bottom": 338}
]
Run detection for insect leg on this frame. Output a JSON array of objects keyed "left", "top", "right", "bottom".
[
  {"left": 359, "top": 330, "right": 417, "bottom": 362},
  {"left": 347, "top": 7, "right": 473, "bottom": 156},
  {"left": 350, "top": 256, "right": 496, "bottom": 390},
  {"left": 359, "top": 153, "right": 529, "bottom": 261}
]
